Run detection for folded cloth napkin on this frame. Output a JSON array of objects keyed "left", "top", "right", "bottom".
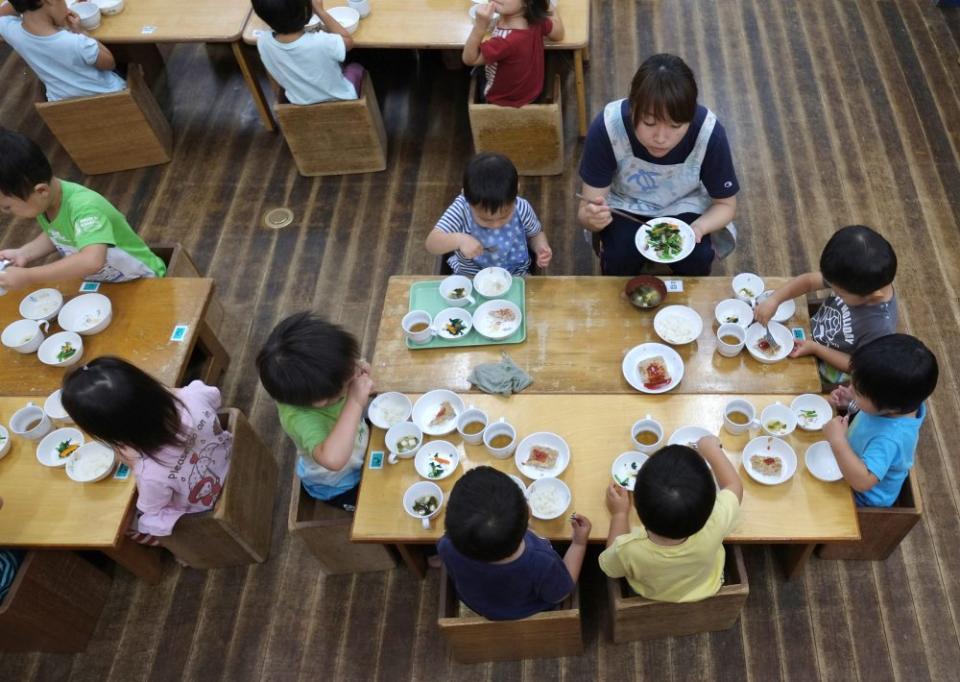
[{"left": 468, "top": 353, "right": 533, "bottom": 396}]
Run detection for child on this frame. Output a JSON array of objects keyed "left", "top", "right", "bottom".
[
  {"left": 578, "top": 53, "right": 739, "bottom": 276},
  {"left": 463, "top": 0, "right": 563, "bottom": 107},
  {"left": 438, "top": 466, "right": 591, "bottom": 620},
  {"left": 823, "top": 334, "right": 938, "bottom": 507},
  {"left": 0, "top": 128, "right": 166, "bottom": 290},
  {"left": 755, "top": 224, "right": 898, "bottom": 385},
  {"left": 256, "top": 312, "right": 372, "bottom": 511},
  {"left": 61, "top": 357, "right": 232, "bottom": 541},
  {"left": 425, "top": 153, "right": 552, "bottom": 276},
  {"left": 0, "top": 0, "right": 125, "bottom": 101},
  {"left": 252, "top": 0, "right": 362, "bottom": 105},
  {"left": 600, "top": 437, "right": 742, "bottom": 602}
]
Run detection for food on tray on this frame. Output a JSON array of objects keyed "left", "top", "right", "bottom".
[
  {"left": 444, "top": 318, "right": 467, "bottom": 336},
  {"left": 750, "top": 454, "right": 783, "bottom": 476},
  {"left": 798, "top": 409, "right": 819, "bottom": 424},
  {"left": 396, "top": 435, "right": 420, "bottom": 454},
  {"left": 412, "top": 495, "right": 439, "bottom": 516},
  {"left": 450, "top": 287, "right": 467, "bottom": 299},
  {"left": 738, "top": 287, "right": 756, "bottom": 299},
  {"left": 429, "top": 401, "right": 456, "bottom": 427},
  {"left": 57, "top": 342, "right": 77, "bottom": 362},
  {"left": 765, "top": 420, "right": 788, "bottom": 434},
  {"left": 633, "top": 429, "right": 659, "bottom": 446},
  {"left": 528, "top": 486, "right": 566, "bottom": 517},
  {"left": 462, "top": 421, "right": 485, "bottom": 435},
  {"left": 479, "top": 306, "right": 519, "bottom": 336},
  {"left": 489, "top": 434, "right": 513, "bottom": 449},
  {"left": 491, "top": 307, "right": 516, "bottom": 322},
  {"left": 724, "top": 315, "right": 740, "bottom": 324},
  {"left": 426, "top": 454, "right": 452, "bottom": 479},
  {"left": 638, "top": 355, "right": 671, "bottom": 390},
  {"left": 644, "top": 222, "right": 683, "bottom": 259},
  {"left": 524, "top": 444, "right": 560, "bottom": 470},
  {"left": 56, "top": 439, "right": 80, "bottom": 459},
  {"left": 756, "top": 338, "right": 778, "bottom": 356}
]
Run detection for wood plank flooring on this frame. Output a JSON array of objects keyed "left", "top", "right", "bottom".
[{"left": 1, "top": 1, "right": 959, "bottom": 679}]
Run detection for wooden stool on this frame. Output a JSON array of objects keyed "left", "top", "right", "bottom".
[
  {"left": 35, "top": 65, "right": 172, "bottom": 176},
  {"left": 607, "top": 545, "right": 749, "bottom": 642},
  {"left": 275, "top": 72, "right": 387, "bottom": 176},
  {"left": 468, "top": 73, "right": 564, "bottom": 176},
  {"left": 0, "top": 551, "right": 111, "bottom": 652},
  {"left": 158, "top": 408, "right": 277, "bottom": 569},
  {"left": 818, "top": 473, "right": 922, "bottom": 561},
  {"left": 288, "top": 468, "right": 396, "bottom": 574},
  {"left": 437, "top": 567, "right": 583, "bottom": 663}
]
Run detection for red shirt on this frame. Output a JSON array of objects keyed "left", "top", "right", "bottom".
[{"left": 481, "top": 19, "right": 553, "bottom": 107}]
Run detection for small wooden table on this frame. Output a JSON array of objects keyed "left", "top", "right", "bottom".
[{"left": 371, "top": 276, "right": 821, "bottom": 395}]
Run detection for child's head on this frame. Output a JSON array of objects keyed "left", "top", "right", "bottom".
[
  {"left": 820, "top": 225, "right": 897, "bottom": 302},
  {"left": 256, "top": 311, "right": 359, "bottom": 407},
  {"left": 850, "top": 334, "right": 938, "bottom": 416},
  {"left": 445, "top": 466, "right": 528, "bottom": 561},
  {"left": 0, "top": 128, "right": 54, "bottom": 219},
  {"left": 251, "top": 0, "right": 311, "bottom": 34},
  {"left": 462, "top": 153, "right": 518, "bottom": 229},
  {"left": 634, "top": 445, "right": 716, "bottom": 540},
  {"left": 61, "top": 356, "right": 186, "bottom": 455},
  {"left": 629, "top": 54, "right": 698, "bottom": 158},
  {"left": 9, "top": 0, "right": 68, "bottom": 19},
  {"left": 495, "top": 0, "right": 550, "bottom": 24}
]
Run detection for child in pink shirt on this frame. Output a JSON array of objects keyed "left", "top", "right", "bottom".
[{"left": 61, "top": 356, "right": 232, "bottom": 540}]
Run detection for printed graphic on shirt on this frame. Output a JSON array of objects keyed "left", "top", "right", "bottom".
[
  {"left": 812, "top": 296, "right": 854, "bottom": 349},
  {"left": 187, "top": 442, "right": 225, "bottom": 506}
]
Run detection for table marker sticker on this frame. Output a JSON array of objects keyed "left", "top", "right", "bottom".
[
  {"left": 369, "top": 450, "right": 384, "bottom": 469},
  {"left": 113, "top": 462, "right": 131, "bottom": 480},
  {"left": 79, "top": 281, "right": 100, "bottom": 293},
  {"left": 792, "top": 327, "right": 806, "bottom": 341},
  {"left": 664, "top": 279, "right": 684, "bottom": 293},
  {"left": 170, "top": 325, "right": 189, "bottom": 342},
  {"left": 141, "top": 25, "right": 157, "bottom": 34}
]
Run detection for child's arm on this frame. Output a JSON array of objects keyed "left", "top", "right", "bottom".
[
  {"left": 425, "top": 229, "right": 483, "bottom": 260},
  {"left": 604, "top": 482, "right": 631, "bottom": 548},
  {"left": 561, "top": 513, "right": 591, "bottom": 582},
  {"left": 546, "top": 6, "right": 564, "bottom": 42},
  {"left": 462, "top": 3, "right": 497, "bottom": 65},
  {"left": 754, "top": 271, "right": 824, "bottom": 325},
  {"left": 311, "top": 0, "right": 354, "bottom": 50},
  {"left": 697, "top": 435, "right": 743, "bottom": 502},
  {"left": 0, "top": 243, "right": 107, "bottom": 291},
  {"left": 528, "top": 232, "right": 552, "bottom": 268},
  {"left": 823, "top": 415, "right": 880, "bottom": 492},
  {"left": 689, "top": 195, "right": 736, "bottom": 243},
  {"left": 308, "top": 367, "right": 373, "bottom": 472},
  {"left": 0, "top": 232, "right": 59, "bottom": 266},
  {"left": 62, "top": 12, "right": 117, "bottom": 70},
  {"left": 789, "top": 340, "right": 851, "bottom": 373},
  {"left": 0, "top": 2, "right": 16, "bottom": 17}
]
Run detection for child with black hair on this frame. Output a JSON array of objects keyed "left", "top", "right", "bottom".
[
  {"left": 438, "top": 466, "right": 591, "bottom": 620},
  {"left": 425, "top": 153, "right": 552, "bottom": 275},
  {"left": 0, "top": 128, "right": 166, "bottom": 291},
  {"left": 600, "top": 437, "right": 742, "bottom": 602},
  {"left": 61, "top": 357, "right": 232, "bottom": 541},
  {"left": 257, "top": 312, "right": 372, "bottom": 512},
  {"left": 824, "top": 334, "right": 938, "bottom": 507},
  {"left": 755, "top": 224, "right": 898, "bottom": 385}
]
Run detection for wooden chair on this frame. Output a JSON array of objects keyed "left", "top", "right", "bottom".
[
  {"left": 436, "top": 247, "right": 543, "bottom": 276},
  {"left": 274, "top": 72, "right": 387, "bottom": 176},
  {"left": 0, "top": 551, "right": 111, "bottom": 652},
  {"left": 437, "top": 567, "right": 583, "bottom": 663},
  {"left": 468, "top": 73, "right": 564, "bottom": 176},
  {"left": 158, "top": 408, "right": 278, "bottom": 569},
  {"left": 34, "top": 65, "right": 172, "bottom": 175},
  {"left": 288, "top": 468, "right": 396, "bottom": 574},
  {"left": 151, "top": 243, "right": 225, "bottom": 335},
  {"left": 607, "top": 545, "right": 749, "bottom": 643},
  {"left": 818, "top": 473, "right": 922, "bottom": 561}
]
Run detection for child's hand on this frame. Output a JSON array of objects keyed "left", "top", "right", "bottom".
[
  {"left": 0, "top": 248, "right": 28, "bottom": 267},
  {"left": 829, "top": 384, "right": 854, "bottom": 409},
  {"left": 475, "top": 1, "right": 497, "bottom": 27},
  {"left": 691, "top": 223, "right": 704, "bottom": 244},
  {"left": 789, "top": 338, "right": 819, "bottom": 358},
  {"left": 605, "top": 482, "right": 631, "bottom": 515},
  {"left": 457, "top": 234, "right": 484, "bottom": 260},
  {"left": 754, "top": 297, "right": 778, "bottom": 326},
  {"left": 535, "top": 243, "right": 552, "bottom": 268},
  {"left": 696, "top": 434, "right": 722, "bottom": 454},
  {"left": 65, "top": 10, "right": 81, "bottom": 32},
  {"left": 581, "top": 195, "right": 612, "bottom": 230},
  {"left": 823, "top": 415, "right": 849, "bottom": 443},
  {"left": 569, "top": 512, "right": 592, "bottom": 545},
  {"left": 355, "top": 359, "right": 371, "bottom": 377},
  {"left": 348, "top": 372, "right": 374, "bottom": 407},
  {"left": 0, "top": 266, "right": 31, "bottom": 291}
]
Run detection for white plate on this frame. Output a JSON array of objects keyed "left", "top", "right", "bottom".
[
  {"left": 36, "top": 427, "right": 84, "bottom": 467},
  {"left": 791, "top": 394, "right": 833, "bottom": 431},
  {"left": 611, "top": 451, "right": 648, "bottom": 490},
  {"left": 66, "top": 442, "right": 118, "bottom": 482},
  {"left": 19, "top": 288, "right": 63, "bottom": 321},
  {"left": 621, "top": 343, "right": 684, "bottom": 394},
  {"left": 368, "top": 392, "right": 412, "bottom": 430},
  {"left": 743, "top": 436, "right": 797, "bottom": 485},
  {"left": 414, "top": 440, "right": 460, "bottom": 480},
  {"left": 514, "top": 432, "right": 570, "bottom": 480},
  {"left": 667, "top": 426, "right": 713, "bottom": 448},
  {"left": 412, "top": 390, "right": 464, "bottom": 436},
  {"left": 714, "top": 298, "right": 754, "bottom": 328},
  {"left": 653, "top": 305, "right": 703, "bottom": 345},
  {"left": 433, "top": 307, "right": 473, "bottom": 340},
  {"left": 473, "top": 299, "right": 522, "bottom": 340},
  {"left": 744, "top": 322, "right": 793, "bottom": 364},
  {"left": 756, "top": 290, "right": 797, "bottom": 323},
  {"left": 526, "top": 477, "right": 572, "bottom": 520},
  {"left": 634, "top": 217, "right": 696, "bottom": 264},
  {"left": 805, "top": 441, "right": 843, "bottom": 482}
]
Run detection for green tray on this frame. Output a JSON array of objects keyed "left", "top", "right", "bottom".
[{"left": 406, "top": 279, "right": 527, "bottom": 349}]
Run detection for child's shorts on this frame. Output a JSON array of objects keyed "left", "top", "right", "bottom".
[{"left": 320, "top": 484, "right": 359, "bottom": 513}]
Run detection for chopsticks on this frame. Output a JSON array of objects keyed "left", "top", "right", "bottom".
[{"left": 574, "top": 193, "right": 648, "bottom": 225}]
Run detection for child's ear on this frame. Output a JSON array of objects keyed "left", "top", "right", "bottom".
[{"left": 33, "top": 182, "right": 51, "bottom": 198}]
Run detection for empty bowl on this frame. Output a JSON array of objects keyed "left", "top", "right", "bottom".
[
  {"left": 66, "top": 442, "right": 118, "bottom": 483},
  {"left": 38, "top": 331, "right": 83, "bottom": 367},
  {"left": 36, "top": 427, "right": 84, "bottom": 467},
  {"left": 805, "top": 441, "right": 843, "bottom": 482},
  {"left": 2, "top": 318, "right": 48, "bottom": 354},
  {"left": 327, "top": 6, "right": 360, "bottom": 33},
  {"left": 19, "top": 288, "right": 63, "bottom": 321},
  {"left": 44, "top": 388, "right": 73, "bottom": 425},
  {"left": 92, "top": 0, "right": 123, "bottom": 15},
  {"left": 57, "top": 293, "right": 112, "bottom": 335},
  {"left": 71, "top": 2, "right": 101, "bottom": 29}
]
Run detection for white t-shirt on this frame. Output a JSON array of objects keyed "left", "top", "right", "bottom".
[
  {"left": 256, "top": 30, "right": 357, "bottom": 105},
  {"left": 0, "top": 16, "right": 125, "bottom": 101}
]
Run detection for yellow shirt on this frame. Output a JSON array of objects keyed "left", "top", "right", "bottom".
[{"left": 598, "top": 489, "right": 741, "bottom": 602}]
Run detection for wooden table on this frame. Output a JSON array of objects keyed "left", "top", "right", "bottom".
[
  {"left": 371, "top": 276, "right": 821, "bottom": 395},
  {"left": 242, "top": 0, "right": 591, "bottom": 135},
  {"left": 0, "top": 278, "right": 226, "bottom": 396}
]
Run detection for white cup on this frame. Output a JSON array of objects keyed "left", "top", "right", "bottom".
[
  {"left": 44, "top": 388, "right": 73, "bottom": 426},
  {"left": 723, "top": 399, "right": 758, "bottom": 435},
  {"left": 630, "top": 415, "right": 664, "bottom": 454},
  {"left": 439, "top": 275, "right": 476, "bottom": 308},
  {"left": 2, "top": 319, "right": 49, "bottom": 354},
  {"left": 348, "top": 0, "right": 370, "bottom": 18},
  {"left": 403, "top": 481, "right": 443, "bottom": 530},
  {"left": 10, "top": 402, "right": 52, "bottom": 441},
  {"left": 385, "top": 421, "right": 423, "bottom": 464},
  {"left": 402, "top": 310, "right": 434, "bottom": 345},
  {"left": 716, "top": 323, "right": 746, "bottom": 357},
  {"left": 483, "top": 417, "right": 517, "bottom": 459},
  {"left": 456, "top": 407, "right": 488, "bottom": 445}
]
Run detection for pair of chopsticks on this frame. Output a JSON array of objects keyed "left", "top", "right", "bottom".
[{"left": 574, "top": 193, "right": 648, "bottom": 225}]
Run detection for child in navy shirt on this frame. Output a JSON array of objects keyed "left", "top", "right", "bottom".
[{"left": 437, "top": 467, "right": 591, "bottom": 621}]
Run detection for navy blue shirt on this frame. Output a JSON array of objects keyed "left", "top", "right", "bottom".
[
  {"left": 579, "top": 102, "right": 740, "bottom": 199},
  {"left": 438, "top": 530, "right": 574, "bottom": 620}
]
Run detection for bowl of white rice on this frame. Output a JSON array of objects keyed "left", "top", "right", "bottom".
[
  {"left": 653, "top": 305, "right": 703, "bottom": 345},
  {"left": 526, "top": 478, "right": 571, "bottom": 520},
  {"left": 66, "top": 442, "right": 118, "bottom": 483},
  {"left": 368, "top": 392, "right": 413, "bottom": 430}
]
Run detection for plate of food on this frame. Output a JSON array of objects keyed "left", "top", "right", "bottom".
[
  {"left": 635, "top": 217, "right": 696, "bottom": 264},
  {"left": 745, "top": 322, "right": 793, "bottom": 364},
  {"left": 36, "top": 427, "right": 84, "bottom": 467},
  {"left": 621, "top": 343, "right": 684, "bottom": 394},
  {"left": 804, "top": 441, "right": 843, "bottom": 482},
  {"left": 514, "top": 432, "right": 570, "bottom": 479},
  {"left": 714, "top": 298, "right": 754, "bottom": 329},
  {"left": 414, "top": 440, "right": 460, "bottom": 480},
  {"left": 653, "top": 305, "right": 703, "bottom": 345},
  {"left": 667, "top": 426, "right": 713, "bottom": 449},
  {"left": 791, "top": 394, "right": 832, "bottom": 431},
  {"left": 611, "top": 451, "right": 648, "bottom": 490},
  {"left": 526, "top": 477, "right": 571, "bottom": 520},
  {"left": 368, "top": 392, "right": 413, "bottom": 430},
  {"left": 412, "top": 390, "right": 464, "bottom": 436},
  {"left": 743, "top": 436, "right": 797, "bottom": 485},
  {"left": 65, "top": 442, "right": 117, "bottom": 483},
  {"left": 473, "top": 299, "right": 522, "bottom": 340},
  {"left": 433, "top": 307, "right": 473, "bottom": 340}
]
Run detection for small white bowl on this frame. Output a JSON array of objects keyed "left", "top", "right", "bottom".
[
  {"left": 791, "top": 394, "right": 833, "bottom": 431},
  {"left": 760, "top": 402, "right": 797, "bottom": 437},
  {"left": 66, "top": 442, "right": 118, "bottom": 483},
  {"left": 412, "top": 390, "right": 464, "bottom": 436},
  {"left": 473, "top": 299, "right": 522, "bottom": 340},
  {"left": 745, "top": 322, "right": 793, "bottom": 364},
  {"left": 2, "top": 318, "right": 48, "bottom": 353},
  {"left": 514, "top": 432, "right": 570, "bottom": 480},
  {"left": 611, "top": 451, "right": 648, "bottom": 491},
  {"left": 368, "top": 392, "right": 412, "bottom": 430},
  {"left": 756, "top": 290, "right": 797, "bottom": 323},
  {"left": 654, "top": 305, "right": 703, "bottom": 345},
  {"left": 716, "top": 323, "right": 746, "bottom": 357},
  {"left": 473, "top": 267, "right": 512, "bottom": 298},
  {"left": 57, "top": 293, "right": 112, "bottom": 335},
  {"left": 438, "top": 275, "right": 475, "bottom": 307},
  {"left": 71, "top": 1, "right": 101, "bottom": 29},
  {"left": 19, "top": 288, "right": 63, "bottom": 321},
  {"left": 667, "top": 425, "right": 713, "bottom": 448},
  {"left": 527, "top": 478, "right": 572, "bottom": 520},
  {"left": 414, "top": 440, "right": 460, "bottom": 480},
  {"left": 732, "top": 273, "right": 764, "bottom": 303},
  {"left": 38, "top": 331, "right": 83, "bottom": 368},
  {"left": 44, "top": 388, "right": 73, "bottom": 425},
  {"left": 36, "top": 427, "right": 84, "bottom": 467},
  {"left": 433, "top": 307, "right": 473, "bottom": 340},
  {"left": 385, "top": 421, "right": 423, "bottom": 463},
  {"left": 714, "top": 298, "right": 753, "bottom": 328},
  {"left": 327, "top": 6, "right": 360, "bottom": 33},
  {"left": 92, "top": 0, "right": 123, "bottom": 15},
  {"left": 743, "top": 436, "right": 798, "bottom": 485},
  {"left": 403, "top": 481, "right": 443, "bottom": 529},
  {"left": 0, "top": 425, "right": 10, "bottom": 459},
  {"left": 805, "top": 441, "right": 843, "bottom": 482}
]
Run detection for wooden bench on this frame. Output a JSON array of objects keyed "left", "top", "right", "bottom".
[
  {"left": 158, "top": 408, "right": 277, "bottom": 569},
  {"left": 275, "top": 72, "right": 387, "bottom": 176},
  {"left": 0, "top": 551, "right": 111, "bottom": 652},
  {"left": 607, "top": 545, "right": 749, "bottom": 642},
  {"left": 35, "top": 65, "right": 172, "bottom": 176},
  {"left": 437, "top": 567, "right": 583, "bottom": 663},
  {"left": 468, "top": 73, "right": 564, "bottom": 176}
]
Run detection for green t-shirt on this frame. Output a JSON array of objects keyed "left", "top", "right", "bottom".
[{"left": 37, "top": 180, "right": 166, "bottom": 281}]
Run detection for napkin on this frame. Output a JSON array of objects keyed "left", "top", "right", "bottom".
[{"left": 467, "top": 353, "right": 533, "bottom": 396}]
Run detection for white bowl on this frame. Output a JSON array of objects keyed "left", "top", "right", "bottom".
[
  {"left": 414, "top": 440, "right": 460, "bottom": 480},
  {"left": 760, "top": 402, "right": 797, "bottom": 437},
  {"left": 44, "top": 388, "right": 72, "bottom": 424},
  {"left": 368, "top": 392, "right": 412, "bottom": 430},
  {"left": 38, "top": 331, "right": 83, "bottom": 367},
  {"left": 654, "top": 305, "right": 703, "bottom": 345},
  {"left": 36, "top": 427, "right": 84, "bottom": 467},
  {"left": 92, "top": 0, "right": 123, "bottom": 15},
  {"left": 744, "top": 322, "right": 793, "bottom": 364},
  {"left": 611, "top": 451, "right": 648, "bottom": 491},
  {"left": 327, "top": 6, "right": 360, "bottom": 33},
  {"left": 438, "top": 275, "right": 475, "bottom": 307},
  {"left": 385, "top": 421, "right": 423, "bottom": 461},
  {"left": 482, "top": 417, "right": 517, "bottom": 459},
  {"left": 514, "top": 432, "right": 570, "bottom": 480},
  {"left": 473, "top": 267, "right": 512, "bottom": 298},
  {"left": 473, "top": 299, "right": 522, "bottom": 340},
  {"left": 19, "top": 288, "right": 63, "bottom": 321},
  {"left": 2, "top": 318, "right": 47, "bottom": 353},
  {"left": 756, "top": 290, "right": 797, "bottom": 323},
  {"left": 621, "top": 343, "right": 684, "bottom": 394},
  {"left": 412, "top": 390, "right": 464, "bottom": 436},
  {"left": 667, "top": 425, "right": 713, "bottom": 448},
  {"left": 732, "top": 273, "right": 764, "bottom": 302},
  {"left": 402, "top": 481, "right": 444, "bottom": 529},
  {"left": 0, "top": 425, "right": 10, "bottom": 459},
  {"left": 57, "top": 293, "right": 112, "bottom": 335},
  {"left": 433, "top": 307, "right": 473, "bottom": 340},
  {"left": 526, "top": 477, "right": 571, "bottom": 520},
  {"left": 805, "top": 441, "right": 843, "bottom": 482},
  {"left": 714, "top": 298, "right": 753, "bottom": 328},
  {"left": 743, "top": 436, "right": 797, "bottom": 485},
  {"left": 66, "top": 442, "right": 118, "bottom": 482},
  {"left": 71, "top": 1, "right": 101, "bottom": 29},
  {"left": 791, "top": 394, "right": 833, "bottom": 431}
]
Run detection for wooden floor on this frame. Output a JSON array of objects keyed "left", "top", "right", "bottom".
[{"left": 2, "top": 1, "right": 960, "bottom": 679}]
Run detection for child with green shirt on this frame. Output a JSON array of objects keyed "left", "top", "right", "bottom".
[
  {"left": 257, "top": 312, "right": 373, "bottom": 512},
  {"left": 0, "top": 128, "right": 165, "bottom": 291}
]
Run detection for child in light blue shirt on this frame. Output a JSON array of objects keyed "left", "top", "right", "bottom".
[{"left": 824, "top": 334, "right": 938, "bottom": 507}]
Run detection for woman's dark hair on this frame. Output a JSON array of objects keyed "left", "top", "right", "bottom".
[
  {"left": 256, "top": 311, "right": 359, "bottom": 406},
  {"left": 633, "top": 445, "right": 716, "bottom": 540},
  {"left": 522, "top": 0, "right": 550, "bottom": 24},
  {"left": 0, "top": 128, "right": 52, "bottom": 200},
  {"left": 61, "top": 357, "right": 187, "bottom": 456},
  {"left": 629, "top": 54, "right": 698, "bottom": 129},
  {"left": 850, "top": 334, "right": 938, "bottom": 414},
  {"left": 445, "top": 467, "right": 528, "bottom": 561},
  {"left": 462, "top": 153, "right": 519, "bottom": 215},
  {"left": 820, "top": 225, "right": 897, "bottom": 296},
  {"left": 251, "top": 0, "right": 311, "bottom": 35}
]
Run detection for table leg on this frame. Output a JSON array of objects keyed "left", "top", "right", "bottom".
[
  {"left": 774, "top": 543, "right": 816, "bottom": 580},
  {"left": 394, "top": 544, "right": 427, "bottom": 579},
  {"left": 231, "top": 41, "right": 275, "bottom": 131},
  {"left": 104, "top": 536, "right": 163, "bottom": 584},
  {"left": 574, "top": 49, "right": 587, "bottom": 138}
]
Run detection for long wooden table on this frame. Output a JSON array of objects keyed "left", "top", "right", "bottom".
[{"left": 371, "top": 276, "right": 821, "bottom": 395}]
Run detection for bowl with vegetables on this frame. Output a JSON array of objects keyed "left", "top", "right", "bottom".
[
  {"left": 611, "top": 451, "right": 648, "bottom": 491},
  {"left": 38, "top": 331, "right": 83, "bottom": 368},
  {"left": 0, "top": 425, "right": 10, "bottom": 460},
  {"left": 624, "top": 275, "right": 667, "bottom": 310},
  {"left": 635, "top": 217, "right": 695, "bottom": 264},
  {"left": 433, "top": 307, "right": 473, "bottom": 340},
  {"left": 714, "top": 298, "right": 753, "bottom": 328},
  {"left": 402, "top": 481, "right": 444, "bottom": 529},
  {"left": 36, "top": 427, "right": 84, "bottom": 467},
  {"left": 414, "top": 440, "right": 460, "bottom": 480},
  {"left": 760, "top": 402, "right": 797, "bottom": 437},
  {"left": 732, "top": 273, "right": 764, "bottom": 303},
  {"left": 386, "top": 421, "right": 423, "bottom": 463},
  {"left": 791, "top": 393, "right": 832, "bottom": 431}
]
